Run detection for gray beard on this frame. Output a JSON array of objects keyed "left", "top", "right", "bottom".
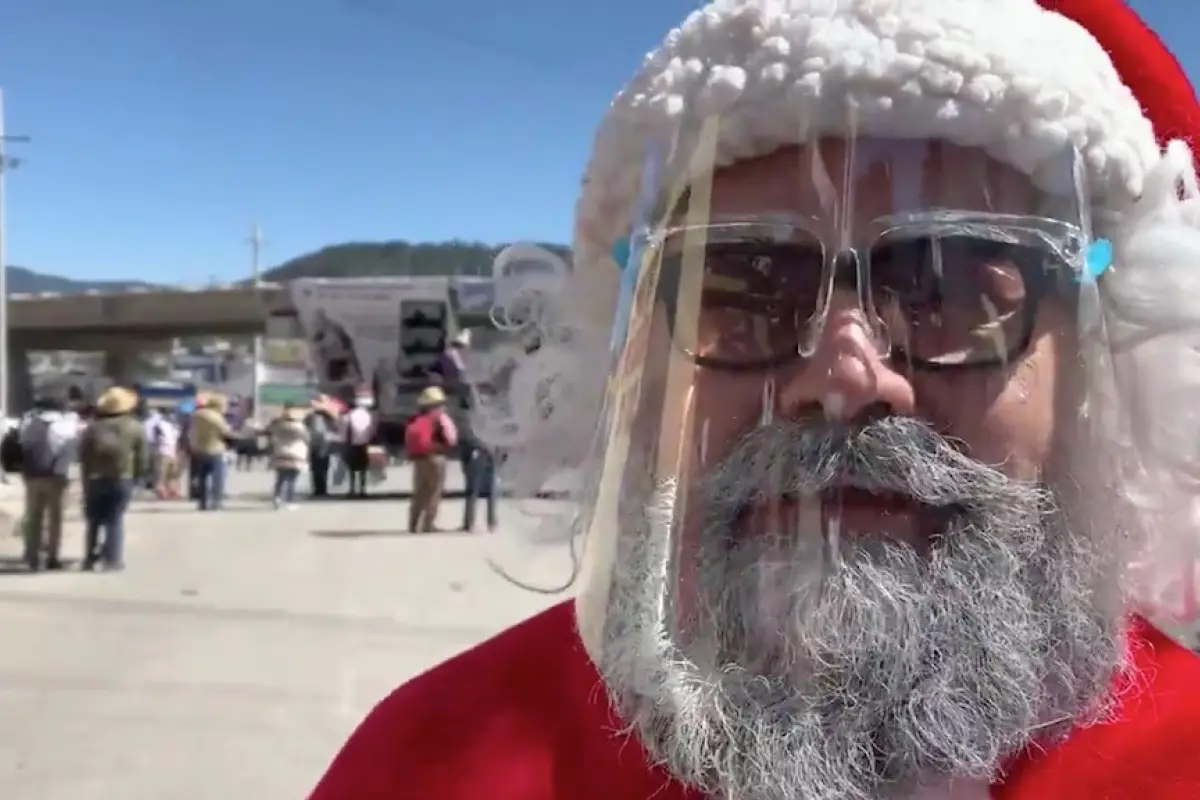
[{"left": 595, "top": 419, "right": 1131, "bottom": 800}]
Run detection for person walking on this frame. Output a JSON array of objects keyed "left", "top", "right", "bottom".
[
  {"left": 188, "top": 394, "right": 235, "bottom": 511},
  {"left": 342, "top": 390, "right": 375, "bottom": 498},
  {"left": 78, "top": 387, "right": 147, "bottom": 571},
  {"left": 403, "top": 386, "right": 457, "bottom": 533},
  {"left": 176, "top": 403, "right": 201, "bottom": 501},
  {"left": 233, "top": 420, "right": 253, "bottom": 471},
  {"left": 434, "top": 329, "right": 471, "bottom": 400},
  {"left": 306, "top": 396, "right": 338, "bottom": 498},
  {"left": 18, "top": 394, "right": 79, "bottom": 571},
  {"left": 458, "top": 413, "right": 497, "bottom": 533},
  {"left": 269, "top": 404, "right": 310, "bottom": 510},
  {"left": 139, "top": 403, "right": 162, "bottom": 492},
  {"left": 152, "top": 412, "right": 181, "bottom": 499}
]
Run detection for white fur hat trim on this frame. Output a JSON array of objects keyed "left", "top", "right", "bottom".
[{"left": 573, "top": 0, "right": 1162, "bottom": 268}]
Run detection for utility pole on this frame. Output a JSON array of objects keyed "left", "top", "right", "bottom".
[
  {"left": 247, "top": 223, "right": 263, "bottom": 423},
  {"left": 0, "top": 89, "right": 31, "bottom": 419}
]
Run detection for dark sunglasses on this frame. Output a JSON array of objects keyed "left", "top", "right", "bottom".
[{"left": 651, "top": 217, "right": 1085, "bottom": 372}]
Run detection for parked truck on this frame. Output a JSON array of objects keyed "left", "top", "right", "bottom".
[{"left": 289, "top": 275, "right": 497, "bottom": 454}]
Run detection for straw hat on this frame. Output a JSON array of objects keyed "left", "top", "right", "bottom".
[
  {"left": 417, "top": 386, "right": 446, "bottom": 408},
  {"left": 198, "top": 392, "right": 225, "bottom": 411},
  {"left": 96, "top": 386, "right": 138, "bottom": 416},
  {"left": 310, "top": 394, "right": 340, "bottom": 415},
  {"left": 283, "top": 405, "right": 308, "bottom": 421}
]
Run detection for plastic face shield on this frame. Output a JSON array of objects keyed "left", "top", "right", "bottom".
[{"left": 557, "top": 111, "right": 1142, "bottom": 677}]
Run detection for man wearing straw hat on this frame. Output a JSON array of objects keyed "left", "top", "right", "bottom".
[
  {"left": 189, "top": 393, "right": 235, "bottom": 510},
  {"left": 79, "top": 386, "right": 147, "bottom": 571},
  {"left": 306, "top": 394, "right": 341, "bottom": 498},
  {"left": 312, "top": 1, "right": 1200, "bottom": 798},
  {"left": 404, "top": 385, "right": 458, "bottom": 533}
]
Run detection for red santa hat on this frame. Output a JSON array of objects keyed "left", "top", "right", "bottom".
[
  {"left": 574, "top": 0, "right": 1199, "bottom": 270},
  {"left": 1047, "top": 0, "right": 1199, "bottom": 147},
  {"left": 562, "top": 0, "right": 1200, "bottom": 650}
]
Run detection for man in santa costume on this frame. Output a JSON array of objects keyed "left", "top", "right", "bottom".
[{"left": 309, "top": 0, "right": 1200, "bottom": 797}]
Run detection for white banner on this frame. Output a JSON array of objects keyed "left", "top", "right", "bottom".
[{"left": 290, "top": 278, "right": 452, "bottom": 411}]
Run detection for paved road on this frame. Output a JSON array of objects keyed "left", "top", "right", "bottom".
[{"left": 0, "top": 466, "right": 574, "bottom": 800}]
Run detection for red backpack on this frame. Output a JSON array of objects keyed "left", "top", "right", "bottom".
[{"left": 404, "top": 412, "right": 438, "bottom": 457}]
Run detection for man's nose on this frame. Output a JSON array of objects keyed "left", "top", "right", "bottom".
[{"left": 776, "top": 291, "right": 916, "bottom": 421}]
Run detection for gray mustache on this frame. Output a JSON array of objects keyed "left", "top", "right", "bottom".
[{"left": 698, "top": 417, "right": 1036, "bottom": 511}]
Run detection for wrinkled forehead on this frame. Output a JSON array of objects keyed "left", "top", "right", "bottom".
[{"left": 671, "top": 138, "right": 1045, "bottom": 230}]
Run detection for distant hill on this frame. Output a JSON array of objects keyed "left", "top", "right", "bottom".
[
  {"left": 5, "top": 265, "right": 158, "bottom": 295},
  {"left": 4, "top": 239, "right": 573, "bottom": 296},
  {"left": 261, "top": 239, "right": 572, "bottom": 281}
]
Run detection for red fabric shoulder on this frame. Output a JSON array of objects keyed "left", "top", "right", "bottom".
[
  {"left": 997, "top": 618, "right": 1200, "bottom": 799},
  {"left": 307, "top": 602, "right": 573, "bottom": 800},
  {"left": 306, "top": 601, "right": 697, "bottom": 800},
  {"left": 310, "top": 604, "right": 1200, "bottom": 799}
]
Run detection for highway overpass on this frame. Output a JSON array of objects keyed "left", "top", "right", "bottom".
[
  {"left": 2, "top": 277, "right": 496, "bottom": 411},
  {"left": 8, "top": 283, "right": 294, "bottom": 349},
  {"left": 5, "top": 274, "right": 499, "bottom": 349},
  {"left": 5, "top": 283, "right": 298, "bottom": 412}
]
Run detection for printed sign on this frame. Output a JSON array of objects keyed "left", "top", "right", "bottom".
[{"left": 290, "top": 278, "right": 453, "bottom": 412}]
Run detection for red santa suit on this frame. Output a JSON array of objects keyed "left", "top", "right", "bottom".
[
  {"left": 310, "top": 603, "right": 1200, "bottom": 799},
  {"left": 310, "top": 0, "right": 1200, "bottom": 797}
]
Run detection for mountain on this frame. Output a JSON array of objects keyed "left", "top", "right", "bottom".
[
  {"left": 5, "top": 265, "right": 158, "bottom": 295},
  {"left": 261, "top": 239, "right": 572, "bottom": 281},
  {"left": 4, "top": 239, "right": 574, "bottom": 296}
]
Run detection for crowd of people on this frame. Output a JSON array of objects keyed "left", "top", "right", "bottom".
[
  {"left": 0, "top": 372, "right": 499, "bottom": 572},
  {"left": 1, "top": 386, "right": 148, "bottom": 571}
]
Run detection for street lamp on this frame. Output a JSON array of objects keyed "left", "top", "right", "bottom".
[{"left": 0, "top": 88, "right": 31, "bottom": 419}]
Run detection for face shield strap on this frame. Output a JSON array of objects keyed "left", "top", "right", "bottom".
[
  {"left": 653, "top": 116, "right": 723, "bottom": 484},
  {"left": 1064, "top": 151, "right": 1118, "bottom": 445},
  {"left": 610, "top": 139, "right": 669, "bottom": 359},
  {"left": 580, "top": 117, "right": 727, "bottom": 623}
]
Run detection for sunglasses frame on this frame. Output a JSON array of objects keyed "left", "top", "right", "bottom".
[{"left": 645, "top": 212, "right": 1088, "bottom": 374}]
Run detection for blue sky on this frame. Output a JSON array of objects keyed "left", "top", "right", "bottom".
[{"left": 0, "top": 0, "right": 1190, "bottom": 283}]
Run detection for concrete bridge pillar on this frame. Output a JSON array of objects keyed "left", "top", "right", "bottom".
[
  {"left": 5, "top": 343, "right": 33, "bottom": 415},
  {"left": 103, "top": 344, "right": 142, "bottom": 387}
]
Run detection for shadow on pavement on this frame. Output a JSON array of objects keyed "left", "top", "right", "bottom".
[
  {"left": 0, "top": 556, "right": 87, "bottom": 575},
  {"left": 324, "top": 491, "right": 566, "bottom": 500},
  {"left": 309, "top": 528, "right": 479, "bottom": 539},
  {"left": 129, "top": 492, "right": 466, "bottom": 505},
  {"left": 125, "top": 503, "right": 278, "bottom": 515},
  {"left": 0, "top": 557, "right": 33, "bottom": 575},
  {"left": 311, "top": 491, "right": 465, "bottom": 501}
]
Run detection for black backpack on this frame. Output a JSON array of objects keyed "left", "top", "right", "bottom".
[
  {"left": 21, "top": 417, "right": 70, "bottom": 478},
  {"left": 0, "top": 426, "right": 22, "bottom": 473}
]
